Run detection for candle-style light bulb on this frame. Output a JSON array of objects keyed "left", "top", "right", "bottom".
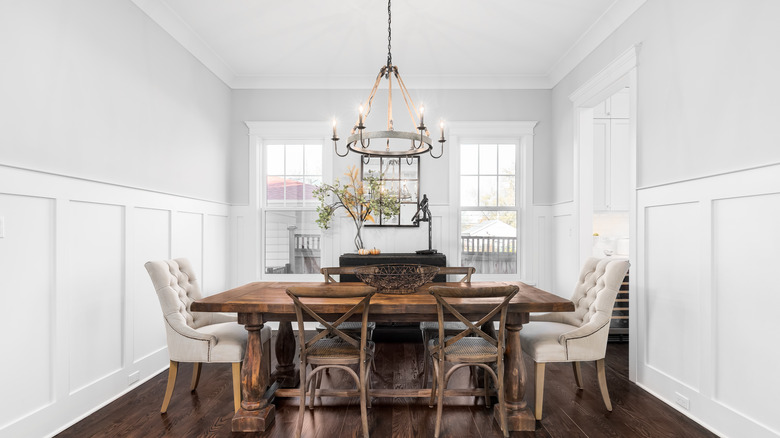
[
  {"left": 332, "top": 118, "right": 338, "bottom": 138},
  {"left": 439, "top": 120, "right": 445, "bottom": 141},
  {"left": 358, "top": 105, "right": 364, "bottom": 126},
  {"left": 419, "top": 105, "right": 425, "bottom": 127}
]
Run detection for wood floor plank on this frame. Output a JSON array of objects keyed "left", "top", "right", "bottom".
[{"left": 56, "top": 338, "right": 717, "bottom": 438}]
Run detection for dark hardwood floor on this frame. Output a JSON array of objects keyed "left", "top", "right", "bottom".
[{"left": 57, "top": 336, "right": 716, "bottom": 438}]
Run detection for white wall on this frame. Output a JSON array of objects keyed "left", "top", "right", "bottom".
[
  {"left": 550, "top": 1, "right": 780, "bottom": 436},
  {"left": 0, "top": 1, "right": 233, "bottom": 436},
  {"left": 0, "top": 0, "right": 232, "bottom": 203}
]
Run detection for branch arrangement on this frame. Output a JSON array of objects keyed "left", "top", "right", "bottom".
[{"left": 313, "top": 166, "right": 400, "bottom": 251}]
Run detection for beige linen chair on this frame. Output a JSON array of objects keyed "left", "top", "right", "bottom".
[
  {"left": 145, "top": 258, "right": 272, "bottom": 413},
  {"left": 427, "top": 284, "right": 519, "bottom": 438},
  {"left": 518, "top": 257, "right": 629, "bottom": 420},
  {"left": 419, "top": 266, "right": 475, "bottom": 387},
  {"left": 287, "top": 285, "right": 376, "bottom": 438}
]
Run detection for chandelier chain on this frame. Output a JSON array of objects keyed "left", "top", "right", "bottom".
[{"left": 387, "top": 0, "right": 392, "bottom": 68}]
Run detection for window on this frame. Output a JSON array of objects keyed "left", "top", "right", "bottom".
[
  {"left": 459, "top": 143, "right": 518, "bottom": 275},
  {"left": 264, "top": 143, "right": 322, "bottom": 274}
]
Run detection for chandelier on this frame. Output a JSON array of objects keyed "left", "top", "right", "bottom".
[{"left": 331, "top": 0, "right": 445, "bottom": 161}]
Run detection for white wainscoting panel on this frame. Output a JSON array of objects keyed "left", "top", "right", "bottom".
[
  {"left": 0, "top": 194, "right": 55, "bottom": 428},
  {"left": 203, "top": 214, "right": 229, "bottom": 295},
  {"left": 174, "top": 211, "right": 204, "bottom": 284},
  {"left": 643, "top": 202, "right": 701, "bottom": 390},
  {"left": 551, "top": 205, "right": 577, "bottom": 297},
  {"left": 67, "top": 201, "right": 125, "bottom": 394},
  {"left": 712, "top": 193, "right": 780, "bottom": 434},
  {"left": 636, "top": 163, "right": 780, "bottom": 438},
  {"left": 0, "top": 164, "right": 231, "bottom": 438},
  {"left": 132, "top": 207, "right": 170, "bottom": 363}
]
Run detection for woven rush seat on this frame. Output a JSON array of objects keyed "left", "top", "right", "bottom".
[
  {"left": 428, "top": 337, "right": 496, "bottom": 362},
  {"left": 307, "top": 337, "right": 376, "bottom": 361},
  {"left": 420, "top": 321, "right": 467, "bottom": 331}
]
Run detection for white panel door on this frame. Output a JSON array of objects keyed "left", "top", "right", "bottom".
[
  {"left": 0, "top": 194, "right": 55, "bottom": 427},
  {"left": 68, "top": 201, "right": 124, "bottom": 393}
]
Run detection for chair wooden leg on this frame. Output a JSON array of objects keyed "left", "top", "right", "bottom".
[
  {"left": 497, "top": 362, "right": 508, "bottom": 438},
  {"left": 161, "top": 360, "right": 178, "bottom": 414},
  {"left": 359, "top": 361, "right": 369, "bottom": 438},
  {"left": 596, "top": 359, "right": 612, "bottom": 411},
  {"left": 365, "top": 360, "right": 373, "bottom": 409},
  {"left": 483, "top": 366, "right": 492, "bottom": 408},
  {"left": 309, "top": 366, "right": 318, "bottom": 410},
  {"left": 190, "top": 362, "right": 202, "bottom": 391},
  {"left": 231, "top": 362, "right": 241, "bottom": 412},
  {"left": 434, "top": 359, "right": 445, "bottom": 438},
  {"left": 572, "top": 361, "right": 583, "bottom": 389},
  {"left": 421, "top": 330, "right": 430, "bottom": 388},
  {"left": 295, "top": 360, "right": 307, "bottom": 438},
  {"left": 428, "top": 361, "right": 438, "bottom": 408},
  {"left": 534, "top": 362, "right": 545, "bottom": 421}
]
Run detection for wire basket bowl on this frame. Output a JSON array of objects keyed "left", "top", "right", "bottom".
[{"left": 353, "top": 264, "right": 440, "bottom": 295}]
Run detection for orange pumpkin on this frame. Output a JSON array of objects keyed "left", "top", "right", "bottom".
[
  {"left": 358, "top": 248, "right": 370, "bottom": 255},
  {"left": 369, "top": 248, "right": 381, "bottom": 255}
]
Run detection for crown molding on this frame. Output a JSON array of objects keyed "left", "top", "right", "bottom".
[
  {"left": 130, "top": 0, "right": 235, "bottom": 86},
  {"left": 547, "top": 0, "right": 647, "bottom": 88},
  {"left": 132, "top": 0, "right": 645, "bottom": 91}
]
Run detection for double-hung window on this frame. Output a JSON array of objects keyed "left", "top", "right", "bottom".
[
  {"left": 459, "top": 142, "right": 520, "bottom": 276},
  {"left": 263, "top": 143, "right": 322, "bottom": 275}
]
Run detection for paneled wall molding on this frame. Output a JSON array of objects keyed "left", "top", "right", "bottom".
[
  {"left": 0, "top": 163, "right": 231, "bottom": 438},
  {"left": 636, "top": 163, "right": 780, "bottom": 438},
  {"left": 636, "top": 161, "right": 780, "bottom": 194},
  {"left": 0, "top": 163, "right": 232, "bottom": 206}
]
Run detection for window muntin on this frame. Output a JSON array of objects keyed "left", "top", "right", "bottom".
[
  {"left": 460, "top": 144, "right": 515, "bottom": 208},
  {"left": 460, "top": 143, "right": 518, "bottom": 275},
  {"left": 266, "top": 144, "right": 322, "bottom": 206},
  {"left": 264, "top": 142, "right": 323, "bottom": 275}
]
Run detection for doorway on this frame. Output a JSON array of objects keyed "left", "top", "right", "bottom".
[{"left": 570, "top": 45, "right": 638, "bottom": 381}]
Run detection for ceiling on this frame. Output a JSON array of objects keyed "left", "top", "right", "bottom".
[{"left": 131, "top": 0, "right": 646, "bottom": 89}]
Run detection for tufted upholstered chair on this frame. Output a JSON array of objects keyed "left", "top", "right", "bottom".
[
  {"left": 518, "top": 257, "right": 629, "bottom": 420},
  {"left": 144, "top": 258, "right": 272, "bottom": 413}
]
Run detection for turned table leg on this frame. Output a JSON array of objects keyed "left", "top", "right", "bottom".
[
  {"left": 232, "top": 313, "right": 275, "bottom": 432},
  {"left": 272, "top": 320, "right": 300, "bottom": 388},
  {"left": 495, "top": 313, "right": 535, "bottom": 431}
]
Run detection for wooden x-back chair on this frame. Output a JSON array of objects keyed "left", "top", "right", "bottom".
[
  {"left": 427, "top": 284, "right": 519, "bottom": 438},
  {"left": 419, "top": 266, "right": 476, "bottom": 387},
  {"left": 286, "top": 285, "right": 376, "bottom": 438},
  {"left": 318, "top": 267, "right": 376, "bottom": 341}
]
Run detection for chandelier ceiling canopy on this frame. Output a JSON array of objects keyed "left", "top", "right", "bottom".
[{"left": 331, "top": 0, "right": 445, "bottom": 161}]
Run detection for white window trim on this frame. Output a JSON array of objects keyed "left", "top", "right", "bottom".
[
  {"left": 448, "top": 121, "right": 537, "bottom": 283},
  {"left": 246, "top": 121, "right": 332, "bottom": 281}
]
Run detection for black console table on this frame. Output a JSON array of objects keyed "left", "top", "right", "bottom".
[
  {"left": 338, "top": 252, "right": 447, "bottom": 282},
  {"left": 339, "top": 252, "right": 447, "bottom": 341}
]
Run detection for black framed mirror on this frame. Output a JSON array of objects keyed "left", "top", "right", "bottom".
[{"left": 362, "top": 156, "right": 420, "bottom": 227}]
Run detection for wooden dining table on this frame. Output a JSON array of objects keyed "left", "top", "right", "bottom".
[{"left": 191, "top": 281, "right": 574, "bottom": 433}]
